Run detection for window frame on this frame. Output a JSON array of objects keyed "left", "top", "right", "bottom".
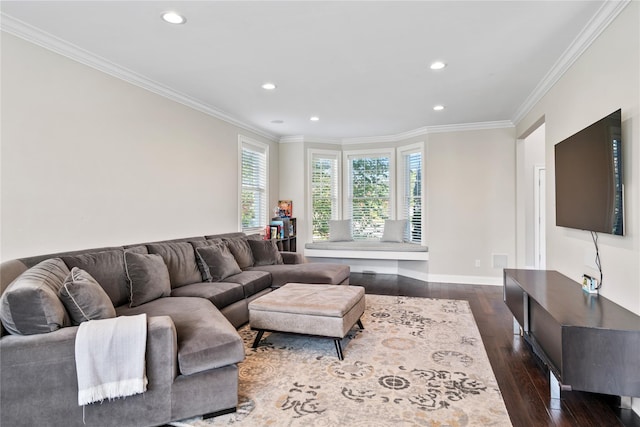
[
  {"left": 397, "top": 142, "right": 425, "bottom": 244},
  {"left": 343, "top": 148, "right": 396, "bottom": 240},
  {"left": 307, "top": 148, "right": 342, "bottom": 241},
  {"left": 238, "top": 135, "right": 269, "bottom": 234}
]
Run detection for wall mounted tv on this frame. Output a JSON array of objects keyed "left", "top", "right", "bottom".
[{"left": 554, "top": 109, "right": 623, "bottom": 236}]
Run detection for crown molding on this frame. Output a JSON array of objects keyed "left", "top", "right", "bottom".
[
  {"left": 511, "top": 0, "right": 631, "bottom": 125},
  {"left": 279, "top": 135, "right": 343, "bottom": 145},
  {"left": 306, "top": 120, "right": 514, "bottom": 146},
  {"left": 279, "top": 136, "right": 306, "bottom": 144},
  {"left": 1, "top": 13, "right": 278, "bottom": 142},
  {"left": 426, "top": 120, "right": 514, "bottom": 134}
]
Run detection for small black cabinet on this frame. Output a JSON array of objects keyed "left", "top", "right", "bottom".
[{"left": 270, "top": 217, "right": 296, "bottom": 252}]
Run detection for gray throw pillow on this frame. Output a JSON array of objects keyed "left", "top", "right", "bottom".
[
  {"left": 223, "top": 238, "right": 255, "bottom": 269},
  {"left": 248, "top": 240, "right": 284, "bottom": 266},
  {"left": 147, "top": 242, "right": 202, "bottom": 288},
  {"left": 195, "top": 245, "right": 242, "bottom": 282},
  {"left": 124, "top": 252, "right": 171, "bottom": 307},
  {"left": 59, "top": 267, "right": 116, "bottom": 325},
  {"left": 62, "top": 250, "right": 130, "bottom": 307},
  {"left": 190, "top": 239, "right": 224, "bottom": 281},
  {"left": 0, "top": 258, "right": 71, "bottom": 335},
  {"left": 329, "top": 219, "right": 353, "bottom": 242},
  {"left": 381, "top": 219, "right": 408, "bottom": 243}
]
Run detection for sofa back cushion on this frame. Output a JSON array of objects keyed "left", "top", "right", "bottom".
[
  {"left": 59, "top": 267, "right": 116, "bottom": 325},
  {"left": 62, "top": 249, "right": 133, "bottom": 307},
  {"left": 0, "top": 258, "right": 71, "bottom": 335},
  {"left": 195, "top": 245, "right": 242, "bottom": 282},
  {"left": 248, "top": 240, "right": 284, "bottom": 266},
  {"left": 124, "top": 252, "right": 171, "bottom": 307},
  {"left": 223, "top": 238, "right": 254, "bottom": 270},
  {"left": 147, "top": 242, "right": 202, "bottom": 288}
]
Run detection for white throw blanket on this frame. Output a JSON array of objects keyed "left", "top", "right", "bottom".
[{"left": 75, "top": 314, "right": 148, "bottom": 406}]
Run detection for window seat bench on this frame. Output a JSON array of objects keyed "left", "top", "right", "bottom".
[{"left": 304, "top": 241, "right": 429, "bottom": 261}]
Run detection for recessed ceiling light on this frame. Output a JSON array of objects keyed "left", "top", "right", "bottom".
[
  {"left": 261, "top": 83, "right": 277, "bottom": 90},
  {"left": 161, "top": 12, "right": 186, "bottom": 24},
  {"left": 433, "top": 105, "right": 445, "bottom": 111},
  {"left": 430, "top": 61, "right": 447, "bottom": 70},
  {"left": 270, "top": 120, "right": 284, "bottom": 124},
  {"left": 310, "top": 116, "right": 320, "bottom": 122}
]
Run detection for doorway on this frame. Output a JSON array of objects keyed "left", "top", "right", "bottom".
[
  {"left": 517, "top": 122, "right": 546, "bottom": 269},
  {"left": 534, "top": 166, "right": 546, "bottom": 269}
]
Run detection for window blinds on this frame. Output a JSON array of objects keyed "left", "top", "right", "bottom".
[
  {"left": 311, "top": 153, "right": 339, "bottom": 240},
  {"left": 403, "top": 151, "right": 422, "bottom": 243},
  {"left": 241, "top": 143, "right": 267, "bottom": 232},
  {"left": 348, "top": 155, "right": 391, "bottom": 240}
]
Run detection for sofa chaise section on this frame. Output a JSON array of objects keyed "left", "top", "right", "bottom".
[{"left": 1, "top": 314, "right": 176, "bottom": 426}]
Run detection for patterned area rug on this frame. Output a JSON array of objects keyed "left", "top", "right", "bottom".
[{"left": 171, "top": 295, "right": 512, "bottom": 426}]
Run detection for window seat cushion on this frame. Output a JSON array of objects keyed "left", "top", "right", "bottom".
[{"left": 305, "top": 241, "right": 427, "bottom": 252}]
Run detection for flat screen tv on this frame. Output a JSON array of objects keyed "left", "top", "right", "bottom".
[{"left": 554, "top": 109, "right": 623, "bottom": 236}]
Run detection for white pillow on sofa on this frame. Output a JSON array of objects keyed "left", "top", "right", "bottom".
[{"left": 381, "top": 219, "right": 408, "bottom": 243}]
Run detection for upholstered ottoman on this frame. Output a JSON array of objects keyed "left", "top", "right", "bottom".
[{"left": 248, "top": 283, "right": 365, "bottom": 359}]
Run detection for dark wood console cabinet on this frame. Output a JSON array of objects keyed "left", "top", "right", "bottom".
[{"left": 503, "top": 269, "right": 640, "bottom": 398}]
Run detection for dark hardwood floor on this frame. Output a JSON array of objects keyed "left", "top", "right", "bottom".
[{"left": 349, "top": 272, "right": 640, "bottom": 427}]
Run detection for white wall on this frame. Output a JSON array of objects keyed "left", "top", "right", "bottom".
[
  {"left": 278, "top": 141, "right": 305, "bottom": 248},
  {"left": 516, "top": 2, "right": 639, "bottom": 316},
  {"left": 425, "top": 127, "right": 517, "bottom": 284},
  {"left": 0, "top": 33, "right": 279, "bottom": 260}
]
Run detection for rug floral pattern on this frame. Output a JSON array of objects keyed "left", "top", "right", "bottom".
[{"left": 171, "top": 295, "right": 512, "bottom": 426}]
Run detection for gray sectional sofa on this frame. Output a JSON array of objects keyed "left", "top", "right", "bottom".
[{"left": 0, "top": 232, "right": 350, "bottom": 427}]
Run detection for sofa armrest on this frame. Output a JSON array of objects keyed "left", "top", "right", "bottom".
[
  {"left": 280, "top": 252, "right": 305, "bottom": 264},
  {"left": 145, "top": 315, "right": 179, "bottom": 383},
  {"left": 0, "top": 315, "right": 178, "bottom": 426}
]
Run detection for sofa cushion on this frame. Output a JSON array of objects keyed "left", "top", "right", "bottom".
[
  {"left": 223, "top": 238, "right": 254, "bottom": 270},
  {"left": 223, "top": 270, "right": 272, "bottom": 298},
  {"left": 0, "top": 258, "right": 71, "bottom": 335},
  {"left": 190, "top": 239, "right": 221, "bottom": 281},
  {"left": 124, "top": 252, "right": 171, "bottom": 307},
  {"left": 147, "top": 242, "right": 201, "bottom": 288},
  {"left": 250, "top": 263, "right": 350, "bottom": 288},
  {"left": 62, "top": 249, "right": 131, "bottom": 307},
  {"left": 116, "top": 297, "right": 244, "bottom": 375},
  {"left": 381, "top": 219, "right": 408, "bottom": 243},
  {"left": 247, "top": 240, "right": 283, "bottom": 266},
  {"left": 329, "top": 219, "right": 353, "bottom": 242},
  {"left": 59, "top": 267, "right": 116, "bottom": 325},
  {"left": 170, "top": 282, "right": 245, "bottom": 309},
  {"left": 195, "top": 244, "right": 241, "bottom": 282}
]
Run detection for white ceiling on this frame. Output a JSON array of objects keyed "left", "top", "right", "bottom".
[{"left": 1, "top": 1, "right": 622, "bottom": 141}]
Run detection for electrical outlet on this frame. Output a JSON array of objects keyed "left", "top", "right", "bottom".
[
  {"left": 582, "top": 274, "right": 598, "bottom": 294},
  {"left": 475, "top": 259, "right": 481, "bottom": 268}
]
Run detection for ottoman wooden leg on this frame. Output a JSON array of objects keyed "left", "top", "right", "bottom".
[
  {"left": 252, "top": 330, "right": 265, "bottom": 348},
  {"left": 357, "top": 318, "right": 364, "bottom": 329}
]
